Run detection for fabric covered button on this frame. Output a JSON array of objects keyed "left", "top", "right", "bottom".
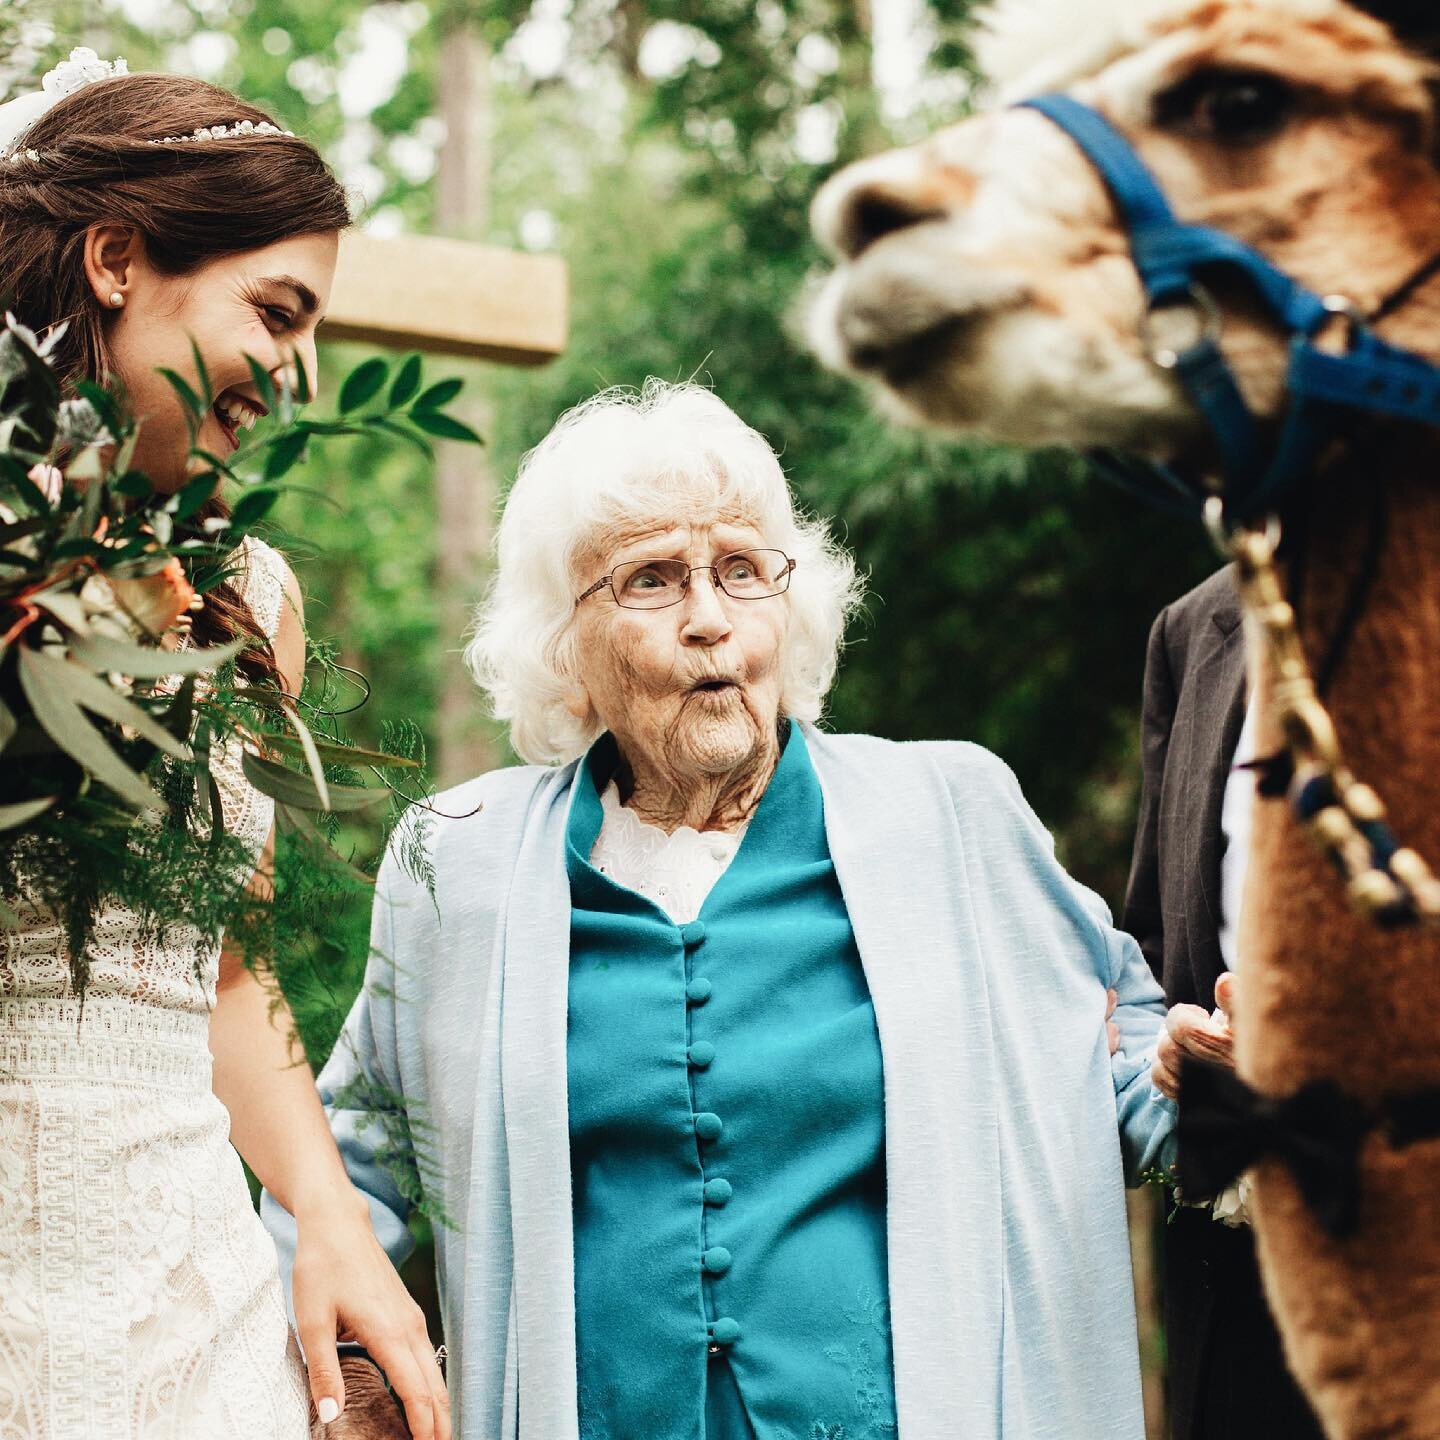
[
  {"left": 711, "top": 1318, "right": 741, "bottom": 1346},
  {"left": 686, "top": 978, "right": 712, "bottom": 1004},
  {"left": 703, "top": 1178, "right": 733, "bottom": 1206},
  {"left": 694, "top": 1112, "right": 723, "bottom": 1142},
  {"left": 702, "top": 1246, "right": 732, "bottom": 1275},
  {"left": 680, "top": 920, "right": 706, "bottom": 947},
  {"left": 688, "top": 1041, "right": 716, "bottom": 1069}
]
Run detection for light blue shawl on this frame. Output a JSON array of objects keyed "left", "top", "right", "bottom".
[{"left": 264, "top": 726, "right": 1176, "bottom": 1440}]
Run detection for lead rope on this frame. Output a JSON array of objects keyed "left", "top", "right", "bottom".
[{"left": 1206, "top": 497, "right": 1440, "bottom": 926}]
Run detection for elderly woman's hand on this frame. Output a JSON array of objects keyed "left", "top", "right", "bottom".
[
  {"left": 292, "top": 1202, "right": 449, "bottom": 1439},
  {"left": 1152, "top": 973, "right": 1238, "bottom": 1101}
]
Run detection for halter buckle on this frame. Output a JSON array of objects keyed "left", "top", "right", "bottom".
[{"left": 1139, "top": 283, "right": 1223, "bottom": 370}]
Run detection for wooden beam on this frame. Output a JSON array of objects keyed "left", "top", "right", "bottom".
[{"left": 323, "top": 231, "right": 568, "bottom": 366}]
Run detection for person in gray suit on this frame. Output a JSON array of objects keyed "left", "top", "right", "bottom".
[{"left": 1123, "top": 566, "right": 1324, "bottom": 1440}]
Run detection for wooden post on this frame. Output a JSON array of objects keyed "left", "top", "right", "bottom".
[
  {"left": 324, "top": 231, "right": 567, "bottom": 365},
  {"left": 428, "top": 19, "right": 502, "bottom": 786}
]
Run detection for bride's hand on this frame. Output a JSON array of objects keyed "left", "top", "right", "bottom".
[
  {"left": 291, "top": 1200, "right": 449, "bottom": 1439},
  {"left": 309, "top": 1355, "right": 410, "bottom": 1439}
]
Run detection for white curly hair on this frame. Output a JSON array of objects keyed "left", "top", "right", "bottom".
[{"left": 465, "top": 379, "right": 865, "bottom": 766}]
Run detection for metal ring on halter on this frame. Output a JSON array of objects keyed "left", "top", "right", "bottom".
[
  {"left": 1138, "top": 282, "right": 1225, "bottom": 370},
  {"left": 1203, "top": 495, "right": 1281, "bottom": 554},
  {"left": 1317, "top": 293, "right": 1365, "bottom": 351}
]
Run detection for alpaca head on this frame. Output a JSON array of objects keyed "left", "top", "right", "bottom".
[{"left": 809, "top": 0, "right": 1440, "bottom": 458}]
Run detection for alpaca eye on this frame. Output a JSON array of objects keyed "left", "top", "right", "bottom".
[{"left": 1155, "top": 69, "right": 1296, "bottom": 145}]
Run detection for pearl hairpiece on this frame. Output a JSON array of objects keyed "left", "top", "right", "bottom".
[
  {"left": 0, "top": 47, "right": 128, "bottom": 162},
  {"left": 149, "top": 119, "right": 295, "bottom": 145}
]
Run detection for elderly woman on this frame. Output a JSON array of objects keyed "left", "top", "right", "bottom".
[{"left": 265, "top": 381, "right": 1175, "bottom": 1440}]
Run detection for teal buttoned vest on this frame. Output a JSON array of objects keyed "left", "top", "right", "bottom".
[{"left": 566, "top": 724, "right": 898, "bottom": 1440}]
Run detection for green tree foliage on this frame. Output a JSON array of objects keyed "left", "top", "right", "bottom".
[{"left": 14, "top": 0, "right": 1215, "bottom": 990}]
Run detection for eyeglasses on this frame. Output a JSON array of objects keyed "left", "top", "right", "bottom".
[{"left": 576, "top": 548, "right": 797, "bottom": 610}]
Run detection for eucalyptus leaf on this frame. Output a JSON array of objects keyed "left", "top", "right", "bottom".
[
  {"left": 171, "top": 472, "right": 218, "bottom": 522},
  {"left": 188, "top": 340, "right": 213, "bottom": 419},
  {"left": 414, "top": 377, "right": 463, "bottom": 411},
  {"left": 0, "top": 516, "right": 49, "bottom": 546},
  {"left": 241, "top": 750, "right": 384, "bottom": 813},
  {"left": 69, "top": 631, "right": 246, "bottom": 679},
  {"left": 32, "top": 588, "right": 92, "bottom": 634},
  {"left": 294, "top": 355, "right": 313, "bottom": 405},
  {"left": 20, "top": 646, "right": 191, "bottom": 760},
  {"left": 278, "top": 698, "right": 330, "bottom": 811},
  {"left": 113, "top": 429, "right": 140, "bottom": 477},
  {"left": 387, "top": 354, "right": 423, "bottom": 409},
  {"left": 261, "top": 733, "right": 421, "bottom": 769},
  {"left": 0, "top": 696, "right": 15, "bottom": 753},
  {"left": 17, "top": 648, "right": 163, "bottom": 810},
  {"left": 339, "top": 358, "right": 389, "bottom": 414},
  {"left": 49, "top": 539, "right": 106, "bottom": 562},
  {"left": 276, "top": 801, "right": 373, "bottom": 883},
  {"left": 0, "top": 796, "right": 58, "bottom": 830},
  {"left": 114, "top": 471, "right": 154, "bottom": 499},
  {"left": 262, "top": 432, "right": 307, "bottom": 482},
  {"left": 409, "top": 409, "right": 483, "bottom": 444},
  {"left": 162, "top": 674, "right": 197, "bottom": 743},
  {"left": 245, "top": 355, "right": 278, "bottom": 415},
  {"left": 64, "top": 447, "right": 104, "bottom": 483},
  {"left": 372, "top": 417, "right": 434, "bottom": 460},
  {"left": 0, "top": 468, "right": 51, "bottom": 514},
  {"left": 231, "top": 484, "right": 282, "bottom": 526},
  {"left": 158, "top": 368, "right": 204, "bottom": 425}
]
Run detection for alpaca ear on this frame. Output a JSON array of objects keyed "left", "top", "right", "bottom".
[{"left": 1347, "top": 0, "right": 1440, "bottom": 53}]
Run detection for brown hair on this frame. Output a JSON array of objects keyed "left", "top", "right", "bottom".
[{"left": 0, "top": 71, "right": 351, "bottom": 682}]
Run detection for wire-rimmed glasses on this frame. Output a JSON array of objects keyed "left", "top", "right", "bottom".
[{"left": 576, "top": 549, "right": 796, "bottom": 610}]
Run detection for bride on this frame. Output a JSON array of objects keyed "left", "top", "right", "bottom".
[{"left": 0, "top": 52, "right": 447, "bottom": 1440}]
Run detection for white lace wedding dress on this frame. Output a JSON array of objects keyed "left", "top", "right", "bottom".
[{"left": 0, "top": 538, "right": 311, "bottom": 1439}]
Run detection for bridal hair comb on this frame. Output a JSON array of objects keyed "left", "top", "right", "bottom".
[
  {"left": 0, "top": 48, "right": 128, "bottom": 157},
  {"left": 0, "top": 47, "right": 296, "bottom": 164}
]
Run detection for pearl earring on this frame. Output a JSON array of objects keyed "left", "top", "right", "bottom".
[{"left": 108, "top": 291, "right": 124, "bottom": 308}]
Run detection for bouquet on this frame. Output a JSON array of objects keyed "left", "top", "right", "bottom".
[{"left": 0, "top": 310, "right": 479, "bottom": 992}]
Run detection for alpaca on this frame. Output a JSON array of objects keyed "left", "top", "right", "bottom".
[{"left": 810, "top": 3, "right": 1440, "bottom": 1436}]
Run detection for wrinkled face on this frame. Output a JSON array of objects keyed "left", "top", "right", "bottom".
[
  {"left": 107, "top": 230, "right": 338, "bottom": 491},
  {"left": 809, "top": 0, "right": 1440, "bottom": 457},
  {"left": 567, "top": 512, "right": 792, "bottom": 785}
]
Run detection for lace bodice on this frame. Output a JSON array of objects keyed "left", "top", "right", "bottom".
[
  {"left": 0, "top": 535, "right": 310, "bottom": 1440},
  {"left": 588, "top": 782, "right": 748, "bottom": 924}
]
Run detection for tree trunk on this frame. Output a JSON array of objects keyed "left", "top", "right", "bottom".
[{"left": 432, "top": 19, "right": 499, "bottom": 785}]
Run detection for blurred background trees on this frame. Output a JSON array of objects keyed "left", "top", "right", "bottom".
[
  {"left": 10, "top": 2, "right": 1213, "bottom": 1421},
  {"left": 14, "top": 0, "right": 1215, "bottom": 918}
]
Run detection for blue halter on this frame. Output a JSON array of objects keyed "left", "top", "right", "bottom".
[{"left": 1019, "top": 92, "right": 1440, "bottom": 525}]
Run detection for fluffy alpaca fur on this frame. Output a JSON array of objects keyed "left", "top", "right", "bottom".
[{"left": 811, "top": 3, "right": 1440, "bottom": 1435}]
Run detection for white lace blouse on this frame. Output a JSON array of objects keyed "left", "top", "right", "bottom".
[{"left": 588, "top": 782, "right": 749, "bottom": 924}]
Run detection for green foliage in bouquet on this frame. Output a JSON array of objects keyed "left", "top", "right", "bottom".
[{"left": 0, "top": 311, "right": 481, "bottom": 997}]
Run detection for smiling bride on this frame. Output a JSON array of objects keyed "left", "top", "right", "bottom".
[{"left": 0, "top": 51, "right": 446, "bottom": 1440}]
